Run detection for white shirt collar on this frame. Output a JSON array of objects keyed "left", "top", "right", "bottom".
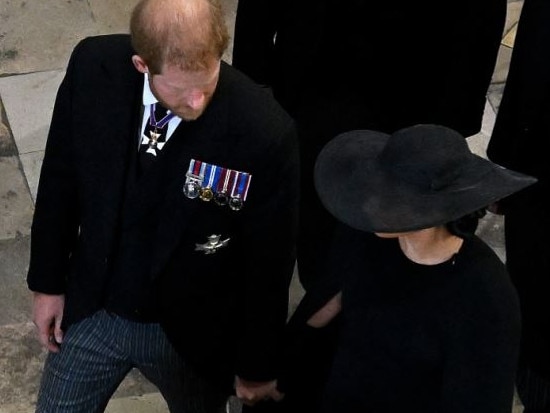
[
  {"left": 138, "top": 72, "right": 182, "bottom": 146},
  {"left": 142, "top": 73, "right": 158, "bottom": 106}
]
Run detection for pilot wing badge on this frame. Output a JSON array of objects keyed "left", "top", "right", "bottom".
[{"left": 195, "top": 234, "right": 230, "bottom": 255}]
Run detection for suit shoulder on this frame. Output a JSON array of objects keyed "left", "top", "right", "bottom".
[
  {"left": 70, "top": 34, "right": 133, "bottom": 64},
  {"left": 221, "top": 63, "right": 294, "bottom": 126}
]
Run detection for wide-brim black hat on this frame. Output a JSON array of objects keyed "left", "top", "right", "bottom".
[{"left": 314, "top": 124, "right": 537, "bottom": 233}]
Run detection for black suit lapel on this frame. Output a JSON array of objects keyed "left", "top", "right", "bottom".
[{"left": 91, "top": 64, "right": 143, "bottom": 251}]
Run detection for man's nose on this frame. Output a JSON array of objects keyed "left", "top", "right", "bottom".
[{"left": 186, "top": 91, "right": 205, "bottom": 110}]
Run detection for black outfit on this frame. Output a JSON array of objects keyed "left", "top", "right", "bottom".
[
  {"left": 27, "top": 34, "right": 299, "bottom": 398},
  {"left": 487, "top": 0, "right": 550, "bottom": 409},
  {"left": 232, "top": 0, "right": 506, "bottom": 291},
  {"left": 319, "top": 227, "right": 520, "bottom": 413}
]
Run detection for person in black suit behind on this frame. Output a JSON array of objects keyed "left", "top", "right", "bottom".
[
  {"left": 27, "top": 0, "right": 299, "bottom": 412},
  {"left": 487, "top": 0, "right": 550, "bottom": 410}
]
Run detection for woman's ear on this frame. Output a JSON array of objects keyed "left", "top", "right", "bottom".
[{"left": 132, "top": 55, "right": 148, "bottom": 74}]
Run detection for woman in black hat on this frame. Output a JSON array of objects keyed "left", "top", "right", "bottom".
[{"left": 300, "top": 124, "right": 536, "bottom": 412}]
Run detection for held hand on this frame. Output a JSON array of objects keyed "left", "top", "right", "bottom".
[
  {"left": 235, "top": 376, "right": 284, "bottom": 406},
  {"left": 32, "top": 292, "right": 65, "bottom": 352}
]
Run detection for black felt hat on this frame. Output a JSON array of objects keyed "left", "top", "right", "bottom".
[{"left": 314, "top": 124, "right": 537, "bottom": 233}]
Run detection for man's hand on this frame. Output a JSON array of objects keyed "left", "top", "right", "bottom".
[
  {"left": 32, "top": 292, "right": 65, "bottom": 353},
  {"left": 234, "top": 376, "right": 284, "bottom": 406}
]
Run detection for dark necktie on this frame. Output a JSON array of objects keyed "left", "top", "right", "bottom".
[{"left": 139, "top": 103, "right": 175, "bottom": 173}]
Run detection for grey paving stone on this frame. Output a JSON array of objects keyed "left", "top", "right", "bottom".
[
  {"left": 0, "top": 121, "right": 15, "bottom": 156},
  {"left": 477, "top": 212, "right": 507, "bottom": 263},
  {"left": 504, "top": 1, "right": 526, "bottom": 41},
  {"left": 0, "top": 235, "right": 31, "bottom": 325},
  {"left": 0, "top": 0, "right": 125, "bottom": 75},
  {"left": 0, "top": 70, "right": 63, "bottom": 156},
  {"left": 0, "top": 392, "right": 171, "bottom": 413},
  {"left": 288, "top": 268, "right": 305, "bottom": 317},
  {"left": 105, "top": 393, "right": 168, "bottom": 413},
  {"left": 221, "top": 0, "right": 238, "bottom": 62},
  {"left": 0, "top": 100, "right": 17, "bottom": 157},
  {"left": 0, "top": 322, "right": 44, "bottom": 407},
  {"left": 492, "top": 44, "right": 514, "bottom": 86},
  {"left": 0, "top": 156, "right": 33, "bottom": 241},
  {"left": 487, "top": 82, "right": 507, "bottom": 114},
  {"left": 19, "top": 151, "right": 43, "bottom": 203},
  {"left": 0, "top": 0, "right": 238, "bottom": 76},
  {"left": 87, "top": 0, "right": 141, "bottom": 35}
]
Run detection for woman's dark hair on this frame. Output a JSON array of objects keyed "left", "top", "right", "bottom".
[{"left": 446, "top": 209, "right": 487, "bottom": 239}]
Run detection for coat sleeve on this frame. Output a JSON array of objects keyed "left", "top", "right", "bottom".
[
  {"left": 233, "top": 118, "right": 300, "bottom": 381},
  {"left": 26, "top": 41, "right": 84, "bottom": 294}
]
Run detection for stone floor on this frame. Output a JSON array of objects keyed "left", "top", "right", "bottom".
[{"left": 0, "top": 0, "right": 526, "bottom": 411}]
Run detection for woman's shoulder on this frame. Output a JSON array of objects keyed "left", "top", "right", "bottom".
[
  {"left": 459, "top": 236, "right": 508, "bottom": 279},
  {"left": 452, "top": 235, "right": 519, "bottom": 314}
]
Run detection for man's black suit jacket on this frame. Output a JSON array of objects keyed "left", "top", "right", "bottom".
[{"left": 27, "top": 34, "right": 299, "bottom": 385}]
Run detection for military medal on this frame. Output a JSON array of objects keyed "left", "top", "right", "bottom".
[
  {"left": 229, "top": 171, "right": 252, "bottom": 211},
  {"left": 199, "top": 164, "right": 216, "bottom": 201},
  {"left": 214, "top": 168, "right": 231, "bottom": 206},
  {"left": 141, "top": 103, "right": 175, "bottom": 156},
  {"left": 183, "top": 159, "right": 203, "bottom": 199},
  {"left": 141, "top": 130, "right": 164, "bottom": 155},
  {"left": 183, "top": 159, "right": 252, "bottom": 210},
  {"left": 229, "top": 196, "right": 243, "bottom": 211},
  {"left": 229, "top": 170, "right": 242, "bottom": 210}
]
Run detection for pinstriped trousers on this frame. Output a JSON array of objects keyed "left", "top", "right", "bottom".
[
  {"left": 516, "top": 359, "right": 550, "bottom": 412},
  {"left": 35, "top": 310, "right": 229, "bottom": 413}
]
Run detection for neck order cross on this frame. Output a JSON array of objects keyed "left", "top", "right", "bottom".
[{"left": 141, "top": 103, "right": 176, "bottom": 156}]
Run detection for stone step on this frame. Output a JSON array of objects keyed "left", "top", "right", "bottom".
[
  {"left": 0, "top": 322, "right": 44, "bottom": 407},
  {"left": 0, "top": 392, "right": 168, "bottom": 413}
]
